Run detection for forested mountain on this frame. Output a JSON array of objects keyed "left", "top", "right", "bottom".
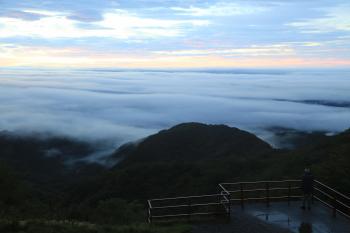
[
  {"left": 0, "top": 123, "right": 349, "bottom": 232},
  {"left": 115, "top": 122, "right": 272, "bottom": 165}
]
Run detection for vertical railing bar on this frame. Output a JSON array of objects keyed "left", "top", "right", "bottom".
[
  {"left": 149, "top": 208, "right": 152, "bottom": 224},
  {"left": 266, "top": 182, "right": 270, "bottom": 207},
  {"left": 288, "top": 181, "right": 291, "bottom": 206},
  {"left": 147, "top": 200, "right": 152, "bottom": 224},
  {"left": 188, "top": 197, "right": 191, "bottom": 221},
  {"left": 240, "top": 182, "right": 244, "bottom": 209},
  {"left": 228, "top": 191, "right": 231, "bottom": 220}
]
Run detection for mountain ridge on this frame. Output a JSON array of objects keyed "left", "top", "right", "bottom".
[
  {"left": 0, "top": 123, "right": 349, "bottom": 224},
  {"left": 114, "top": 122, "right": 273, "bottom": 167}
]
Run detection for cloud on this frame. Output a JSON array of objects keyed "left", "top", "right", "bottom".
[
  {"left": 171, "top": 2, "right": 267, "bottom": 17},
  {"left": 287, "top": 4, "right": 350, "bottom": 33},
  {"left": 0, "top": 9, "right": 209, "bottom": 39},
  {"left": 153, "top": 44, "right": 295, "bottom": 57},
  {"left": 0, "top": 0, "right": 117, "bottom": 22},
  {"left": 97, "top": 10, "right": 210, "bottom": 38},
  {"left": 0, "top": 9, "right": 49, "bottom": 21},
  {"left": 0, "top": 69, "right": 350, "bottom": 151},
  {"left": 66, "top": 9, "right": 104, "bottom": 22},
  {"left": 2, "top": 43, "right": 349, "bottom": 68},
  {"left": 0, "top": 1, "right": 349, "bottom": 68}
]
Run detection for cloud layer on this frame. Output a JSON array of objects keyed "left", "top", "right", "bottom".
[
  {"left": 1, "top": 0, "right": 350, "bottom": 68},
  {"left": 0, "top": 69, "right": 349, "bottom": 149}
]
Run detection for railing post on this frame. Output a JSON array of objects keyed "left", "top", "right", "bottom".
[
  {"left": 266, "top": 182, "right": 270, "bottom": 207},
  {"left": 188, "top": 198, "right": 192, "bottom": 221},
  {"left": 217, "top": 193, "right": 220, "bottom": 214},
  {"left": 240, "top": 183, "right": 244, "bottom": 209},
  {"left": 228, "top": 192, "right": 231, "bottom": 219},
  {"left": 223, "top": 191, "right": 231, "bottom": 221},
  {"left": 288, "top": 181, "right": 291, "bottom": 206},
  {"left": 311, "top": 180, "right": 314, "bottom": 204},
  {"left": 147, "top": 200, "right": 152, "bottom": 224},
  {"left": 148, "top": 208, "right": 152, "bottom": 223}
]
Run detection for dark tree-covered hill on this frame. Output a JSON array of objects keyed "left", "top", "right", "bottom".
[
  {"left": 115, "top": 122, "right": 273, "bottom": 166},
  {"left": 0, "top": 123, "right": 349, "bottom": 226}
]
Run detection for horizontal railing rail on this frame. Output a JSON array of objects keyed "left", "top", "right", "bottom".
[
  {"left": 147, "top": 179, "right": 350, "bottom": 223},
  {"left": 313, "top": 180, "right": 350, "bottom": 218},
  {"left": 220, "top": 180, "right": 303, "bottom": 208},
  {"left": 147, "top": 192, "right": 230, "bottom": 223}
]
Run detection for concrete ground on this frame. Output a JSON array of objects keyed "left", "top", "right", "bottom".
[{"left": 233, "top": 201, "right": 350, "bottom": 233}]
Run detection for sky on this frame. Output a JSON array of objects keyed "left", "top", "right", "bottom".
[{"left": 1, "top": 0, "right": 350, "bottom": 68}]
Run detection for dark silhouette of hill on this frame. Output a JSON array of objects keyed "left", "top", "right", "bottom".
[
  {"left": 115, "top": 122, "right": 273, "bottom": 166},
  {"left": 0, "top": 123, "right": 349, "bottom": 230},
  {"left": 274, "top": 127, "right": 350, "bottom": 193},
  {"left": 267, "top": 127, "right": 329, "bottom": 149},
  {"left": 0, "top": 131, "right": 108, "bottom": 221},
  {"left": 81, "top": 123, "right": 276, "bottom": 201},
  {"left": 88, "top": 123, "right": 349, "bottom": 201},
  {"left": 0, "top": 131, "right": 106, "bottom": 194}
]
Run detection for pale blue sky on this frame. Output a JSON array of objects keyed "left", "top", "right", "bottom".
[{"left": 0, "top": 0, "right": 350, "bottom": 68}]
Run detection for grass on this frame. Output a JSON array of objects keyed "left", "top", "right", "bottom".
[{"left": 0, "top": 219, "right": 191, "bottom": 233}]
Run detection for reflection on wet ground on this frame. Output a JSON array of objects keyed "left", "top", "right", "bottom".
[{"left": 233, "top": 201, "right": 350, "bottom": 233}]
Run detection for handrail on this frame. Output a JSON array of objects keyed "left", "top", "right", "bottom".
[
  {"left": 315, "top": 180, "right": 350, "bottom": 200},
  {"left": 312, "top": 180, "right": 350, "bottom": 218},
  {"left": 314, "top": 187, "right": 334, "bottom": 200},
  {"left": 220, "top": 179, "right": 301, "bottom": 185},
  {"left": 148, "top": 191, "right": 230, "bottom": 223},
  {"left": 148, "top": 179, "right": 350, "bottom": 223},
  {"left": 335, "top": 199, "right": 350, "bottom": 210},
  {"left": 226, "top": 187, "right": 299, "bottom": 193},
  {"left": 152, "top": 202, "right": 227, "bottom": 210},
  {"left": 152, "top": 211, "right": 227, "bottom": 219},
  {"left": 218, "top": 183, "right": 230, "bottom": 195},
  {"left": 150, "top": 193, "right": 225, "bottom": 202},
  {"left": 228, "top": 186, "right": 300, "bottom": 194}
]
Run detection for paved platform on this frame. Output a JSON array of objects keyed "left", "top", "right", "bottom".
[{"left": 232, "top": 201, "right": 350, "bottom": 233}]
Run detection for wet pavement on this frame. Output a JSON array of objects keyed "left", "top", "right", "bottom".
[{"left": 233, "top": 201, "right": 350, "bottom": 233}]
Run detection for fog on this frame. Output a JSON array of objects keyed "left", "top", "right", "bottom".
[{"left": 1, "top": 68, "right": 349, "bottom": 150}]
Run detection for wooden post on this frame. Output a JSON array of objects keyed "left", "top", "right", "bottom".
[
  {"left": 240, "top": 183, "right": 244, "bottom": 209},
  {"left": 266, "top": 182, "right": 270, "bottom": 207}
]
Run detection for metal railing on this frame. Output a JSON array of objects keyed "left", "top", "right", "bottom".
[
  {"left": 147, "top": 179, "right": 350, "bottom": 223},
  {"left": 219, "top": 179, "right": 302, "bottom": 208},
  {"left": 147, "top": 192, "right": 230, "bottom": 223},
  {"left": 313, "top": 180, "right": 350, "bottom": 218}
]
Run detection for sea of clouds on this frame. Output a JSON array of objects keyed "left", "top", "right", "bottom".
[{"left": 0, "top": 68, "right": 349, "bottom": 150}]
